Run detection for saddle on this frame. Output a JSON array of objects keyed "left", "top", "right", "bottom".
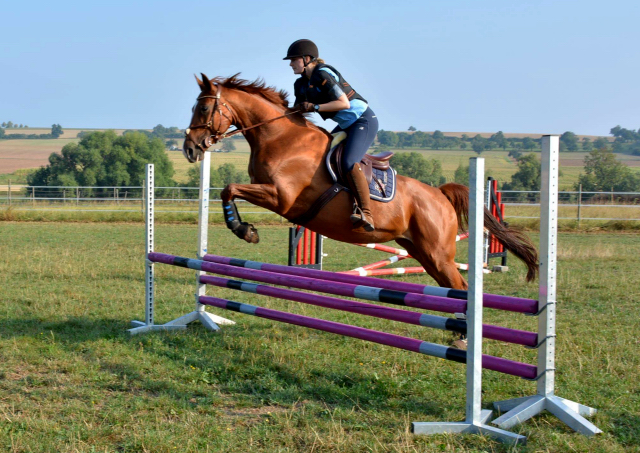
[
  {"left": 326, "top": 132, "right": 394, "bottom": 185},
  {"left": 290, "top": 132, "right": 397, "bottom": 226}
]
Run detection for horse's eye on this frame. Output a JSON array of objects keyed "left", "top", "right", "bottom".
[{"left": 201, "top": 105, "right": 209, "bottom": 112}]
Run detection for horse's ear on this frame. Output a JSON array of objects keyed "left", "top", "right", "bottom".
[
  {"left": 195, "top": 74, "right": 204, "bottom": 90},
  {"left": 200, "top": 73, "right": 214, "bottom": 93}
]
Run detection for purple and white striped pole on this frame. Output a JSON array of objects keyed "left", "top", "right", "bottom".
[
  {"left": 198, "top": 273, "right": 538, "bottom": 347},
  {"left": 199, "top": 295, "right": 537, "bottom": 380},
  {"left": 202, "top": 254, "right": 538, "bottom": 314}
]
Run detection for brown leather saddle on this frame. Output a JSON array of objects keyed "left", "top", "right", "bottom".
[
  {"left": 326, "top": 132, "right": 393, "bottom": 192},
  {"left": 291, "top": 132, "right": 395, "bottom": 226}
]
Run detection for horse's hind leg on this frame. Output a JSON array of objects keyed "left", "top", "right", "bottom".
[{"left": 395, "top": 236, "right": 468, "bottom": 290}]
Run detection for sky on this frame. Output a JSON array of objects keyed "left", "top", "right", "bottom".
[{"left": 1, "top": 0, "right": 639, "bottom": 136}]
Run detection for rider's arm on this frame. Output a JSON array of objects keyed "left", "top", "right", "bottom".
[{"left": 317, "top": 93, "right": 350, "bottom": 112}]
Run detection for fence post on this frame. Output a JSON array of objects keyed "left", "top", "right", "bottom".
[
  {"left": 8, "top": 180, "right": 11, "bottom": 207},
  {"left": 76, "top": 187, "right": 79, "bottom": 206},
  {"left": 32, "top": 187, "right": 35, "bottom": 207},
  {"left": 577, "top": 184, "right": 582, "bottom": 226}
]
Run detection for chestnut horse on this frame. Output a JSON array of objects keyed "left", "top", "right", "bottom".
[{"left": 183, "top": 74, "right": 537, "bottom": 290}]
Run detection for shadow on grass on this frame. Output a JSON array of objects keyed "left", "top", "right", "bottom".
[{"left": 0, "top": 316, "right": 450, "bottom": 420}]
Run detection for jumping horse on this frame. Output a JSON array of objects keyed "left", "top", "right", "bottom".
[{"left": 183, "top": 74, "right": 538, "bottom": 290}]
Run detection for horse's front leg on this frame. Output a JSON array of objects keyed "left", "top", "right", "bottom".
[{"left": 220, "top": 183, "right": 281, "bottom": 244}]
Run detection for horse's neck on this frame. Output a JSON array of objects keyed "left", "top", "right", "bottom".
[{"left": 230, "top": 91, "right": 329, "bottom": 160}]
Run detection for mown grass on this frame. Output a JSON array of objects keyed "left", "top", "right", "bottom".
[
  {"left": 2, "top": 201, "right": 639, "bottom": 233},
  {"left": 1, "top": 222, "right": 639, "bottom": 452}
]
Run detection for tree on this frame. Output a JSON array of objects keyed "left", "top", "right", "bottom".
[
  {"left": 460, "top": 142, "right": 467, "bottom": 150},
  {"left": 377, "top": 130, "right": 398, "bottom": 147},
  {"left": 432, "top": 130, "right": 444, "bottom": 141},
  {"left": 453, "top": 163, "right": 469, "bottom": 185},
  {"left": 1, "top": 122, "right": 5, "bottom": 128},
  {"left": 7, "top": 121, "right": 13, "bottom": 128},
  {"left": 471, "top": 134, "right": 487, "bottom": 154},
  {"left": 560, "top": 131, "right": 579, "bottom": 152},
  {"left": 508, "top": 149, "right": 522, "bottom": 160},
  {"left": 502, "top": 154, "right": 541, "bottom": 192},
  {"left": 522, "top": 137, "right": 536, "bottom": 150},
  {"left": 390, "top": 152, "right": 445, "bottom": 186},
  {"left": 581, "top": 137, "right": 593, "bottom": 151},
  {"left": 51, "top": 124, "right": 63, "bottom": 138},
  {"left": 593, "top": 137, "right": 609, "bottom": 150},
  {"left": 166, "top": 139, "right": 178, "bottom": 148},
  {"left": 0, "top": 128, "right": 4, "bottom": 138},
  {"left": 408, "top": 126, "right": 417, "bottom": 131},
  {"left": 575, "top": 148, "right": 640, "bottom": 192},
  {"left": 221, "top": 140, "right": 236, "bottom": 152},
  {"left": 489, "top": 131, "right": 507, "bottom": 150},
  {"left": 27, "top": 131, "right": 174, "bottom": 188}
]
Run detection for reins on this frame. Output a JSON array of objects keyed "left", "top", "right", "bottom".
[{"left": 185, "top": 84, "right": 301, "bottom": 150}]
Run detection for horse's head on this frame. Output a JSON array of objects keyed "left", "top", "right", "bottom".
[{"left": 183, "top": 73, "right": 235, "bottom": 163}]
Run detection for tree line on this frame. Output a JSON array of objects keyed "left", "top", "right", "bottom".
[
  {"left": 24, "top": 127, "right": 640, "bottom": 201},
  {"left": 0, "top": 124, "right": 62, "bottom": 140},
  {"left": 1, "top": 121, "right": 29, "bottom": 128},
  {"left": 377, "top": 129, "right": 615, "bottom": 154}
]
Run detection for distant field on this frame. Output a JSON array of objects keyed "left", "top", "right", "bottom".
[
  {"left": 1, "top": 129, "right": 638, "bottom": 190},
  {"left": 0, "top": 138, "right": 80, "bottom": 176}
]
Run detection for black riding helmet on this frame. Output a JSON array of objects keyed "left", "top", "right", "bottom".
[{"left": 283, "top": 39, "right": 319, "bottom": 62}]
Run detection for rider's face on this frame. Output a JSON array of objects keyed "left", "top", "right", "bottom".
[{"left": 289, "top": 57, "right": 305, "bottom": 75}]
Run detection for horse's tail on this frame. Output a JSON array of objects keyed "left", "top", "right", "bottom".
[{"left": 439, "top": 182, "right": 539, "bottom": 282}]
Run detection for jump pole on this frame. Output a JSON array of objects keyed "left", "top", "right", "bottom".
[
  {"left": 491, "top": 135, "right": 601, "bottom": 436},
  {"left": 129, "top": 152, "right": 235, "bottom": 334}
]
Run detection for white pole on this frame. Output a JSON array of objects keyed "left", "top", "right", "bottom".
[
  {"left": 466, "top": 157, "right": 484, "bottom": 425},
  {"left": 412, "top": 157, "right": 525, "bottom": 445},
  {"left": 537, "top": 134, "right": 559, "bottom": 397},
  {"left": 196, "top": 152, "right": 212, "bottom": 312},
  {"left": 144, "top": 165, "right": 155, "bottom": 325}
]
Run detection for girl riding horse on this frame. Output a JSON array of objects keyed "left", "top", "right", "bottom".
[{"left": 284, "top": 39, "right": 379, "bottom": 231}]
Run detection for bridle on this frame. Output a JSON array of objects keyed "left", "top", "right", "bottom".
[{"left": 185, "top": 84, "right": 301, "bottom": 151}]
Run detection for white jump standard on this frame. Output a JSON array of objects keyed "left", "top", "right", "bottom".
[
  {"left": 491, "top": 136, "right": 601, "bottom": 436},
  {"left": 129, "top": 151, "right": 235, "bottom": 334}
]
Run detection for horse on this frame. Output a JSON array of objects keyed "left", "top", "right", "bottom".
[{"left": 183, "top": 74, "right": 538, "bottom": 290}]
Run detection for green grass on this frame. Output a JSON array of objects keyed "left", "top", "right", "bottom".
[{"left": 1, "top": 222, "right": 639, "bottom": 452}]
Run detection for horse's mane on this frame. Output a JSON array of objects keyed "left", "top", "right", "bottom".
[
  {"left": 211, "top": 73, "right": 331, "bottom": 138},
  {"left": 212, "top": 73, "right": 292, "bottom": 111}
]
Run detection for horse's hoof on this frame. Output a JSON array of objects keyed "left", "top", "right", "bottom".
[{"left": 236, "top": 223, "right": 260, "bottom": 244}]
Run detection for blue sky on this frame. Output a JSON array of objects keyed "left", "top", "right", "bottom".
[{"left": 1, "top": 0, "right": 638, "bottom": 135}]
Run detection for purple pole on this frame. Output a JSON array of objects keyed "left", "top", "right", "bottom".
[
  {"left": 199, "top": 295, "right": 538, "bottom": 380},
  {"left": 203, "top": 254, "right": 538, "bottom": 314},
  {"left": 199, "top": 274, "right": 538, "bottom": 347},
  {"left": 150, "top": 252, "right": 467, "bottom": 314}
]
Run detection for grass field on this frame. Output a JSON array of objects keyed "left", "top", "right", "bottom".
[{"left": 1, "top": 222, "right": 639, "bottom": 452}]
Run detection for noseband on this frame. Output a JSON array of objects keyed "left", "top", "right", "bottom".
[
  {"left": 185, "top": 83, "right": 302, "bottom": 151},
  {"left": 185, "top": 85, "right": 235, "bottom": 150}
]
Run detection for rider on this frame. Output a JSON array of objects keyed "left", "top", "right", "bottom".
[{"left": 284, "top": 39, "right": 379, "bottom": 232}]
